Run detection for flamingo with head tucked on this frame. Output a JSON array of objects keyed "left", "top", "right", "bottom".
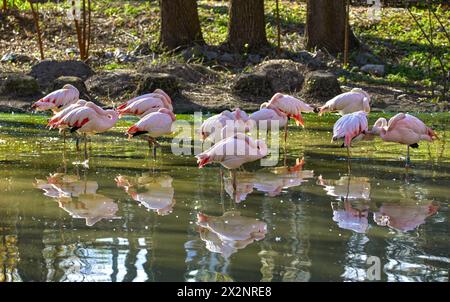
[
  {"left": 51, "top": 102, "right": 119, "bottom": 159},
  {"left": 369, "top": 113, "right": 438, "bottom": 167},
  {"left": 196, "top": 133, "right": 267, "bottom": 197},
  {"left": 250, "top": 102, "right": 288, "bottom": 148},
  {"left": 249, "top": 102, "right": 288, "bottom": 130},
  {"left": 117, "top": 89, "right": 173, "bottom": 117},
  {"left": 31, "top": 84, "right": 79, "bottom": 113},
  {"left": 196, "top": 133, "right": 268, "bottom": 170},
  {"left": 332, "top": 111, "right": 369, "bottom": 171},
  {"left": 47, "top": 99, "right": 87, "bottom": 144},
  {"left": 319, "top": 88, "right": 371, "bottom": 116},
  {"left": 126, "top": 108, "right": 176, "bottom": 157},
  {"left": 200, "top": 108, "right": 251, "bottom": 142}
]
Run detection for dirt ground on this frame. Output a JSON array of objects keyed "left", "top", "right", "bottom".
[{"left": 0, "top": 5, "right": 447, "bottom": 114}]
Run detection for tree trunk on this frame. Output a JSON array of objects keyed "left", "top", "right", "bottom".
[
  {"left": 305, "top": 0, "right": 358, "bottom": 54},
  {"left": 160, "top": 0, "right": 204, "bottom": 50},
  {"left": 227, "top": 0, "right": 268, "bottom": 52}
]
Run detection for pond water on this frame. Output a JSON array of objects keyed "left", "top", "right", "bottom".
[{"left": 0, "top": 113, "right": 448, "bottom": 282}]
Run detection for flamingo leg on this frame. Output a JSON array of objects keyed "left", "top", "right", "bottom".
[
  {"left": 230, "top": 169, "right": 237, "bottom": 202},
  {"left": 84, "top": 133, "right": 88, "bottom": 160},
  {"left": 282, "top": 122, "right": 288, "bottom": 166},
  {"left": 76, "top": 136, "right": 80, "bottom": 151},
  {"left": 147, "top": 139, "right": 153, "bottom": 157},
  {"left": 219, "top": 168, "right": 225, "bottom": 212},
  {"left": 146, "top": 137, "right": 159, "bottom": 159},
  {"left": 347, "top": 146, "right": 352, "bottom": 174},
  {"left": 284, "top": 122, "right": 288, "bottom": 152},
  {"left": 405, "top": 145, "right": 411, "bottom": 168}
]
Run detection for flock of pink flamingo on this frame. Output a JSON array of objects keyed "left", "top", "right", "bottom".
[{"left": 32, "top": 83, "right": 438, "bottom": 172}]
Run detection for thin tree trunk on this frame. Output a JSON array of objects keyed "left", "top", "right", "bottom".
[
  {"left": 3, "top": 0, "right": 7, "bottom": 12},
  {"left": 276, "top": 0, "right": 281, "bottom": 54},
  {"left": 86, "top": 0, "right": 91, "bottom": 57},
  {"left": 305, "top": 0, "right": 358, "bottom": 54},
  {"left": 343, "top": 0, "right": 350, "bottom": 66},
  {"left": 82, "top": 0, "right": 87, "bottom": 60},
  {"left": 29, "top": 1, "right": 44, "bottom": 60},
  {"left": 159, "top": 0, "right": 204, "bottom": 50},
  {"left": 227, "top": 0, "right": 268, "bottom": 52}
]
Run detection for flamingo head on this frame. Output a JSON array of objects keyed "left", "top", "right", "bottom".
[
  {"left": 369, "top": 117, "right": 387, "bottom": 135},
  {"left": 105, "top": 109, "right": 119, "bottom": 120},
  {"left": 31, "top": 101, "right": 54, "bottom": 111}
]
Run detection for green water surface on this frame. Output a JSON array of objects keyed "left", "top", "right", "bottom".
[{"left": 0, "top": 112, "right": 448, "bottom": 282}]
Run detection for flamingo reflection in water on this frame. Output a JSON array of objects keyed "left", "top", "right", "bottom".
[
  {"left": 115, "top": 173, "right": 175, "bottom": 216},
  {"left": 373, "top": 201, "right": 440, "bottom": 232},
  {"left": 253, "top": 158, "right": 314, "bottom": 197},
  {"left": 222, "top": 158, "right": 314, "bottom": 202},
  {"left": 318, "top": 175, "right": 372, "bottom": 233},
  {"left": 223, "top": 172, "right": 255, "bottom": 203},
  {"left": 34, "top": 173, "right": 120, "bottom": 226},
  {"left": 196, "top": 211, "right": 267, "bottom": 258}
]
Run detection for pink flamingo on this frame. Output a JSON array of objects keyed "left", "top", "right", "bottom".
[
  {"left": 47, "top": 99, "right": 87, "bottom": 144},
  {"left": 51, "top": 102, "right": 119, "bottom": 158},
  {"left": 196, "top": 133, "right": 267, "bottom": 195},
  {"left": 126, "top": 108, "right": 176, "bottom": 157},
  {"left": 268, "top": 93, "right": 315, "bottom": 127},
  {"left": 117, "top": 89, "right": 173, "bottom": 117},
  {"left": 369, "top": 113, "right": 438, "bottom": 167},
  {"left": 250, "top": 102, "right": 288, "bottom": 149},
  {"left": 31, "top": 84, "right": 79, "bottom": 113},
  {"left": 249, "top": 102, "right": 288, "bottom": 130},
  {"left": 319, "top": 88, "right": 371, "bottom": 116},
  {"left": 200, "top": 108, "right": 251, "bottom": 141},
  {"left": 267, "top": 93, "right": 315, "bottom": 149},
  {"left": 332, "top": 111, "right": 368, "bottom": 170}
]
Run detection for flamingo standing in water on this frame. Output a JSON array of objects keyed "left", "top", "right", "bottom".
[
  {"left": 50, "top": 102, "right": 119, "bottom": 159},
  {"left": 318, "top": 88, "right": 371, "bottom": 116},
  {"left": 267, "top": 93, "right": 315, "bottom": 149},
  {"left": 196, "top": 133, "right": 267, "bottom": 197},
  {"left": 332, "top": 111, "right": 369, "bottom": 171},
  {"left": 117, "top": 89, "right": 173, "bottom": 117},
  {"left": 126, "top": 108, "right": 176, "bottom": 157},
  {"left": 249, "top": 102, "right": 288, "bottom": 130},
  {"left": 200, "top": 108, "right": 251, "bottom": 142},
  {"left": 31, "top": 84, "right": 79, "bottom": 113},
  {"left": 369, "top": 113, "right": 438, "bottom": 167},
  {"left": 47, "top": 99, "right": 87, "bottom": 145}
]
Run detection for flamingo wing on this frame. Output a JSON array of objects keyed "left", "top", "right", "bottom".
[
  {"left": 387, "top": 113, "right": 406, "bottom": 131},
  {"left": 333, "top": 112, "right": 368, "bottom": 146}
]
